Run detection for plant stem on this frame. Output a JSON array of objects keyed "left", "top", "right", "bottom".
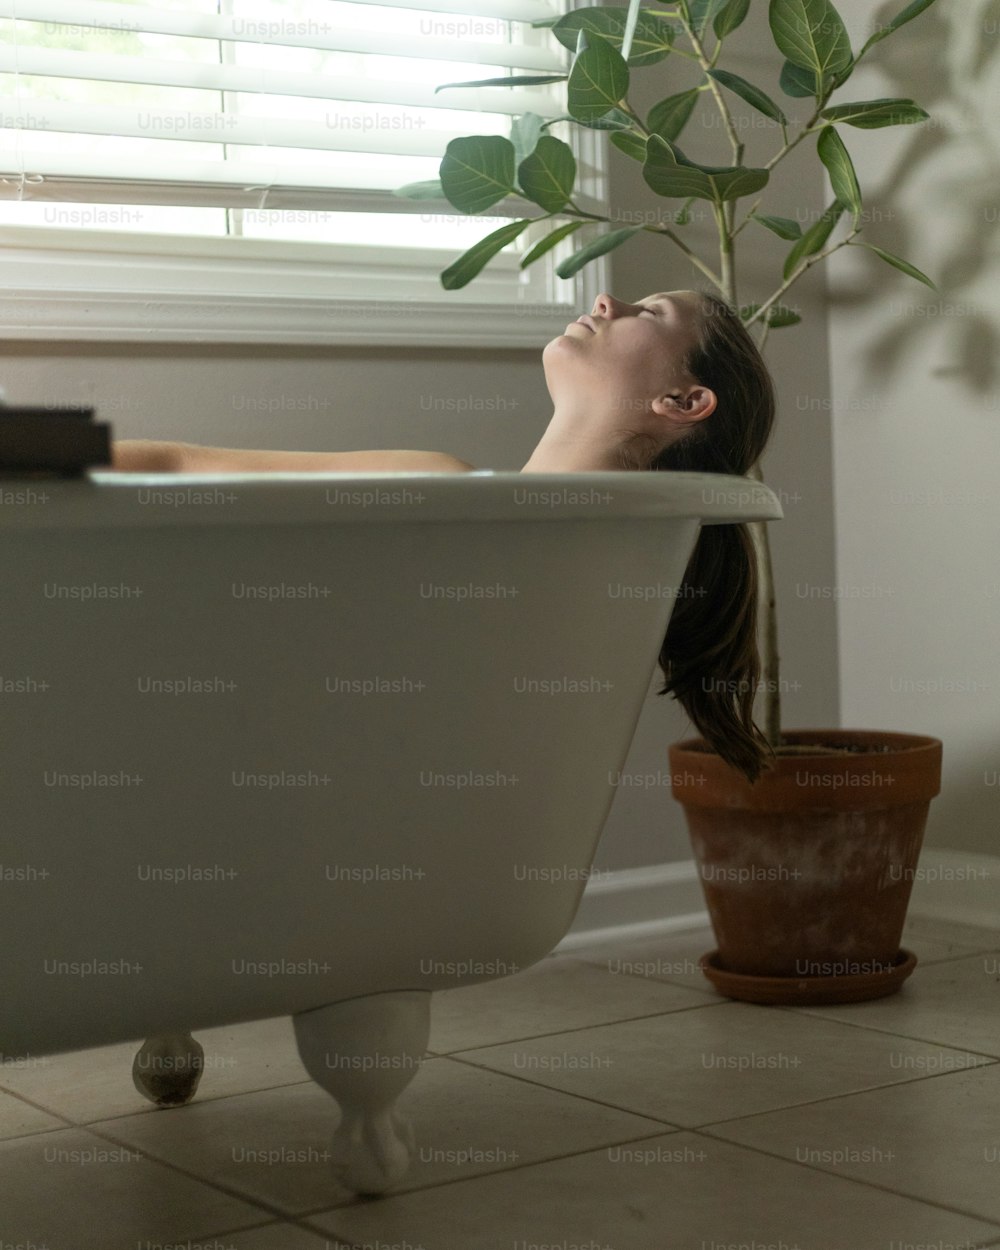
[
  {"left": 562, "top": 200, "right": 611, "bottom": 222},
  {"left": 677, "top": 12, "right": 743, "bottom": 165},
  {"left": 616, "top": 100, "right": 652, "bottom": 138},
  {"left": 643, "top": 222, "right": 725, "bottom": 290},
  {"left": 713, "top": 201, "right": 736, "bottom": 303},
  {"left": 731, "top": 196, "right": 763, "bottom": 238},
  {"left": 745, "top": 228, "right": 861, "bottom": 327}
]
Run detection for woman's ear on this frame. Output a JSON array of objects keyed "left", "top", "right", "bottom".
[{"left": 651, "top": 386, "right": 717, "bottom": 423}]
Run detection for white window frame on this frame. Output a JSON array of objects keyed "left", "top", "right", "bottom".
[{"left": 0, "top": 94, "right": 611, "bottom": 347}]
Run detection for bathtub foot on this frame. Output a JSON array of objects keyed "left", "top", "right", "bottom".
[
  {"left": 292, "top": 990, "right": 431, "bottom": 1195},
  {"left": 132, "top": 1032, "right": 205, "bottom": 1107}
]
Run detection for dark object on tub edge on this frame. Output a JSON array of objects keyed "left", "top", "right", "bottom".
[{"left": 0, "top": 405, "right": 112, "bottom": 477}]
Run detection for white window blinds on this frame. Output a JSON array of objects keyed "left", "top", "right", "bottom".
[{"left": 0, "top": 0, "right": 571, "bottom": 215}]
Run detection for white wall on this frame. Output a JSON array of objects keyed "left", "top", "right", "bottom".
[{"left": 828, "top": 0, "right": 1000, "bottom": 861}]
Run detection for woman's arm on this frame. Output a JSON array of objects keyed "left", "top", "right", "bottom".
[{"left": 110, "top": 440, "right": 476, "bottom": 474}]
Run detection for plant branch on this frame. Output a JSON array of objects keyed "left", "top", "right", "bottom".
[
  {"left": 712, "top": 201, "right": 736, "bottom": 303},
  {"left": 562, "top": 200, "right": 610, "bottom": 221},
  {"left": 731, "top": 196, "right": 763, "bottom": 238},
  {"left": 677, "top": 11, "right": 743, "bottom": 165},
  {"left": 764, "top": 117, "right": 825, "bottom": 171},
  {"left": 745, "top": 227, "right": 861, "bottom": 327},
  {"left": 643, "top": 221, "right": 726, "bottom": 291},
  {"left": 616, "top": 100, "right": 652, "bottom": 138}
]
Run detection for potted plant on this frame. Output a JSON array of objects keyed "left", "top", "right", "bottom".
[{"left": 395, "top": 0, "right": 944, "bottom": 1004}]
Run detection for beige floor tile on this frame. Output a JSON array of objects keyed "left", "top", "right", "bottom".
[
  {"left": 427, "top": 954, "right": 720, "bottom": 1053},
  {"left": 307, "top": 1129, "right": 1000, "bottom": 1250},
  {"left": 903, "top": 915, "right": 1000, "bottom": 950},
  {"left": 0, "top": 1087, "right": 65, "bottom": 1141},
  {"left": 786, "top": 951, "right": 1000, "bottom": 1056},
  {"left": 0, "top": 1014, "right": 316, "bottom": 1124},
  {"left": 0, "top": 1126, "right": 268, "bottom": 1250},
  {"left": 450, "top": 1000, "right": 994, "bottom": 1127},
  {"left": 219, "top": 1224, "right": 345, "bottom": 1249},
  {"left": 708, "top": 1061, "right": 1000, "bottom": 1223},
  {"left": 88, "top": 1054, "right": 673, "bottom": 1214}
]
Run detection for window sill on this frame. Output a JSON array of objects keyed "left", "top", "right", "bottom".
[{"left": 0, "top": 226, "right": 604, "bottom": 348}]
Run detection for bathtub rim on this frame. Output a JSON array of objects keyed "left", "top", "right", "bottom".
[{"left": 0, "top": 469, "right": 783, "bottom": 530}]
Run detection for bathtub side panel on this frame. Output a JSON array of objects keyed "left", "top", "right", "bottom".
[{"left": 0, "top": 515, "right": 698, "bottom": 1054}]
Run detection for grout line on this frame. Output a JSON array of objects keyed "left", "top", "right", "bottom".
[
  {"left": 82, "top": 1077, "right": 316, "bottom": 1127},
  {"left": 290, "top": 1127, "right": 693, "bottom": 1217},
  {"left": 768, "top": 1001, "right": 1000, "bottom": 1061},
  {"left": 436, "top": 1052, "right": 689, "bottom": 1125},
  {"left": 0, "top": 1074, "right": 318, "bottom": 1131},
  {"left": 429, "top": 1000, "right": 728, "bottom": 1057},
  {"left": 690, "top": 1127, "right": 1000, "bottom": 1230},
  {"left": 673, "top": 1058, "right": 1000, "bottom": 1135},
  {"left": 77, "top": 1118, "right": 311, "bottom": 1223},
  {"left": 0, "top": 1086, "right": 82, "bottom": 1134},
  {"left": 441, "top": 1047, "right": 1000, "bottom": 1141}
]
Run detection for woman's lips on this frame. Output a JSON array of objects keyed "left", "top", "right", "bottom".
[{"left": 573, "top": 315, "right": 597, "bottom": 333}]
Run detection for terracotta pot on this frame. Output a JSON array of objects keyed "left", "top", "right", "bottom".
[{"left": 669, "top": 729, "right": 943, "bottom": 1005}]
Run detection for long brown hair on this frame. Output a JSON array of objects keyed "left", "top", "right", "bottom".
[{"left": 618, "top": 292, "right": 777, "bottom": 784}]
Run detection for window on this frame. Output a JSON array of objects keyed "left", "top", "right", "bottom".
[{"left": 0, "top": 0, "right": 609, "bottom": 345}]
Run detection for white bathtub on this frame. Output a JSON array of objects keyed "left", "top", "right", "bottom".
[{"left": 0, "top": 468, "right": 781, "bottom": 1192}]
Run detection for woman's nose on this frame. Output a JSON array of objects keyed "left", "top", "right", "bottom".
[{"left": 592, "top": 293, "right": 633, "bottom": 320}]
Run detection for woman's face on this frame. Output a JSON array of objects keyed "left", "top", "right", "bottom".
[{"left": 542, "top": 289, "right": 709, "bottom": 418}]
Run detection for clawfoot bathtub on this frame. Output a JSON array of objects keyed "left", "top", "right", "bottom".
[{"left": 0, "top": 468, "right": 781, "bottom": 1193}]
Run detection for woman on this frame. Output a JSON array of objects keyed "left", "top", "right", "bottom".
[{"left": 112, "top": 288, "right": 776, "bottom": 783}]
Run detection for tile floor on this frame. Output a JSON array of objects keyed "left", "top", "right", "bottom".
[{"left": 2, "top": 914, "right": 999, "bottom": 1250}]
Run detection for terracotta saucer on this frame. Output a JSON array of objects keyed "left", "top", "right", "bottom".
[{"left": 698, "top": 948, "right": 918, "bottom": 1006}]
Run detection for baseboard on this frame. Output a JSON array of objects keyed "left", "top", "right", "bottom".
[
  {"left": 554, "top": 861, "right": 709, "bottom": 953},
  {"left": 555, "top": 848, "right": 1000, "bottom": 953}
]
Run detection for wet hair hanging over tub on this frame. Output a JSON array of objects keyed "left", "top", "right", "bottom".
[{"left": 626, "top": 291, "right": 778, "bottom": 784}]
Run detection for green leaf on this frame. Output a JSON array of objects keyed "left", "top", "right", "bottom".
[
  {"left": 860, "top": 0, "right": 939, "bottom": 54},
  {"left": 779, "top": 59, "right": 819, "bottom": 97},
  {"left": 675, "top": 197, "right": 695, "bottom": 225},
  {"left": 783, "top": 198, "right": 845, "bottom": 279},
  {"left": 552, "top": 7, "right": 677, "bottom": 67},
  {"left": 441, "top": 219, "right": 534, "bottom": 289},
  {"left": 393, "top": 179, "right": 447, "bottom": 200},
  {"left": 610, "top": 130, "right": 649, "bottom": 161},
  {"left": 768, "top": 0, "right": 853, "bottom": 78},
  {"left": 520, "top": 221, "right": 586, "bottom": 268},
  {"left": 555, "top": 226, "right": 645, "bottom": 279},
  {"left": 714, "top": 0, "right": 751, "bottom": 38},
  {"left": 858, "top": 243, "right": 936, "bottom": 289},
  {"left": 752, "top": 212, "right": 803, "bottom": 240},
  {"left": 434, "top": 74, "right": 567, "bottom": 93},
  {"left": 517, "top": 135, "right": 577, "bottom": 212},
  {"left": 510, "top": 113, "right": 546, "bottom": 170},
  {"left": 687, "top": 0, "right": 729, "bottom": 35},
  {"left": 540, "top": 108, "right": 634, "bottom": 131},
  {"left": 584, "top": 107, "right": 636, "bottom": 130},
  {"left": 708, "top": 69, "right": 788, "bottom": 123},
  {"left": 741, "top": 302, "right": 802, "bottom": 326},
  {"left": 440, "top": 136, "right": 516, "bottom": 214},
  {"left": 643, "top": 135, "right": 769, "bottom": 203},
  {"left": 820, "top": 97, "right": 930, "bottom": 128},
  {"left": 817, "top": 126, "right": 862, "bottom": 224},
  {"left": 647, "top": 89, "right": 701, "bottom": 141},
  {"left": 567, "top": 34, "right": 630, "bottom": 122}
]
